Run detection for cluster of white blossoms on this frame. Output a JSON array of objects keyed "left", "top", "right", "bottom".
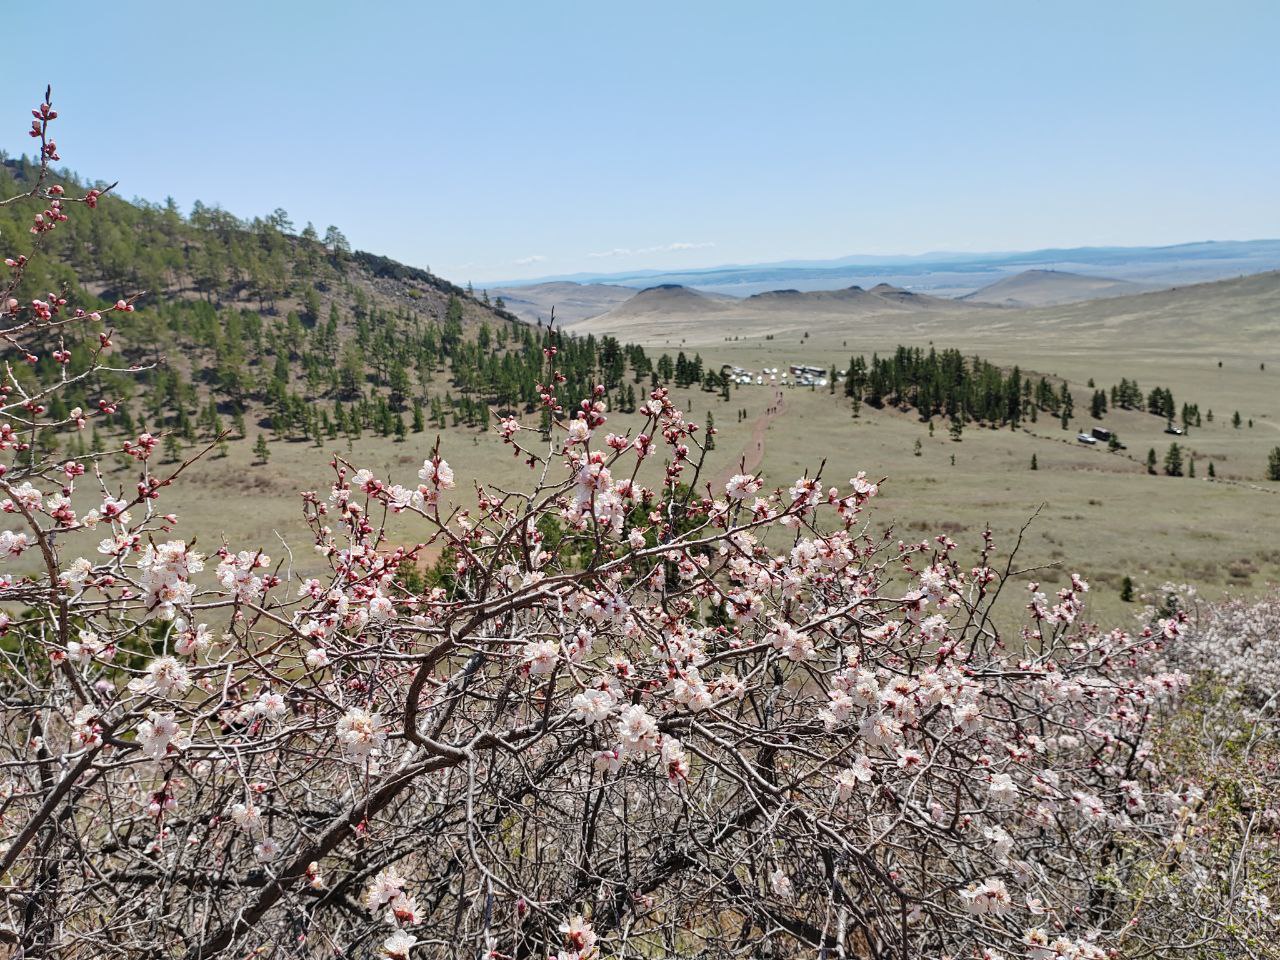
[
  {"left": 136, "top": 540, "right": 204, "bottom": 619},
  {"left": 336, "top": 706, "right": 386, "bottom": 761}
]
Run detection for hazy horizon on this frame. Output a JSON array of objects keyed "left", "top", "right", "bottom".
[{"left": 474, "top": 237, "right": 1280, "bottom": 289}]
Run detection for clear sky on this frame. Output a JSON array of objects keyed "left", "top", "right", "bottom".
[{"left": 5, "top": 1, "right": 1278, "bottom": 284}]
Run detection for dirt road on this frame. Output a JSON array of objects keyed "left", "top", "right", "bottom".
[{"left": 712, "top": 390, "right": 785, "bottom": 491}]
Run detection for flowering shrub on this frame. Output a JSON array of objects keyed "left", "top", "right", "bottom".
[{"left": 0, "top": 92, "right": 1275, "bottom": 960}]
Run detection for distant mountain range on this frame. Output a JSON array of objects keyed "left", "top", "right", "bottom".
[{"left": 486, "top": 239, "right": 1280, "bottom": 301}]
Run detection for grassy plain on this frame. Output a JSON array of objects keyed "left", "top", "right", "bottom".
[{"left": 84, "top": 272, "right": 1280, "bottom": 631}]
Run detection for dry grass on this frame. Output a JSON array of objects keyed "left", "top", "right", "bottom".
[{"left": 57, "top": 275, "right": 1280, "bottom": 631}]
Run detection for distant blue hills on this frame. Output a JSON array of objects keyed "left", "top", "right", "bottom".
[{"left": 487, "top": 239, "right": 1280, "bottom": 298}]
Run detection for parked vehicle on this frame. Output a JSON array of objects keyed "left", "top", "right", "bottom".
[{"left": 1076, "top": 433, "right": 1098, "bottom": 445}]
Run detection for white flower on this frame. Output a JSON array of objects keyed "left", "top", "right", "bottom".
[
  {"left": 523, "top": 639, "right": 559, "bottom": 675},
  {"left": 365, "top": 867, "right": 407, "bottom": 910},
  {"left": 984, "top": 825, "right": 1014, "bottom": 860},
  {"left": 230, "top": 801, "right": 261, "bottom": 830},
  {"left": 616, "top": 704, "right": 659, "bottom": 754},
  {"left": 256, "top": 691, "right": 288, "bottom": 720},
  {"left": 593, "top": 748, "right": 623, "bottom": 774},
  {"left": 989, "top": 772, "right": 1019, "bottom": 803},
  {"left": 137, "top": 540, "right": 204, "bottom": 620},
  {"left": 767, "top": 620, "right": 814, "bottom": 661},
  {"left": 661, "top": 736, "right": 690, "bottom": 781},
  {"left": 137, "top": 711, "right": 187, "bottom": 761},
  {"left": 961, "top": 877, "right": 1013, "bottom": 915},
  {"left": 381, "top": 929, "right": 416, "bottom": 960},
  {"left": 570, "top": 688, "right": 614, "bottom": 725},
  {"left": 337, "top": 707, "right": 385, "bottom": 760},
  {"left": 0, "top": 529, "right": 32, "bottom": 557},
  {"left": 387, "top": 892, "right": 420, "bottom": 926},
  {"left": 173, "top": 620, "right": 212, "bottom": 657},
  {"left": 558, "top": 915, "right": 597, "bottom": 953},
  {"left": 133, "top": 656, "right": 191, "bottom": 698},
  {"left": 369, "top": 593, "right": 394, "bottom": 620},
  {"left": 725, "top": 473, "right": 762, "bottom": 500},
  {"left": 254, "top": 837, "right": 281, "bottom": 861},
  {"left": 418, "top": 458, "right": 454, "bottom": 489}
]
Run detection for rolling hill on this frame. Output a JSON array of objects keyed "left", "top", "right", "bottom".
[
  {"left": 488, "top": 280, "right": 636, "bottom": 326},
  {"left": 567, "top": 281, "right": 981, "bottom": 341},
  {"left": 956, "top": 269, "right": 1280, "bottom": 348},
  {"left": 961, "top": 269, "right": 1156, "bottom": 307}
]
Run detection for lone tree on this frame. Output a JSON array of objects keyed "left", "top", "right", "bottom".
[
  {"left": 1120, "top": 575, "right": 1135, "bottom": 602},
  {"left": 1164, "top": 442, "right": 1185, "bottom": 476},
  {"left": 253, "top": 432, "right": 270, "bottom": 464},
  {"left": 1268, "top": 446, "right": 1280, "bottom": 481},
  {"left": 1147, "top": 448, "right": 1158, "bottom": 474}
]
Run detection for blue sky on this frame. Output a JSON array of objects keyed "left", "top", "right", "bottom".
[{"left": 5, "top": 1, "right": 1278, "bottom": 284}]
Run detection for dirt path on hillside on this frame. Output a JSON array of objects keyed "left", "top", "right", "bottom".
[{"left": 713, "top": 390, "right": 786, "bottom": 491}]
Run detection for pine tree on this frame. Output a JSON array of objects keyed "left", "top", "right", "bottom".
[
  {"left": 1146, "top": 448, "right": 1157, "bottom": 475},
  {"left": 1207, "top": 461, "right": 1216, "bottom": 478},
  {"left": 1120, "top": 576, "right": 1134, "bottom": 603},
  {"left": 163, "top": 433, "right": 183, "bottom": 462},
  {"left": 253, "top": 433, "right": 270, "bottom": 464},
  {"left": 1267, "top": 446, "right": 1280, "bottom": 481},
  {"left": 1163, "top": 443, "right": 1184, "bottom": 477},
  {"left": 1030, "top": 454, "right": 1038, "bottom": 470}
]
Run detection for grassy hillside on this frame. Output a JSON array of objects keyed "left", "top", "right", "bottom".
[
  {"left": 960, "top": 269, "right": 1156, "bottom": 307},
  {"left": 0, "top": 154, "right": 582, "bottom": 456}
]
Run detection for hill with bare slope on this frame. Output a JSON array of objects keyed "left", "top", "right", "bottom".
[
  {"left": 489, "top": 280, "right": 636, "bottom": 325},
  {"left": 568, "top": 280, "right": 982, "bottom": 341},
  {"left": 580, "top": 283, "right": 736, "bottom": 323},
  {"left": 955, "top": 269, "right": 1280, "bottom": 349},
  {"left": 742, "top": 283, "right": 973, "bottom": 313},
  {"left": 961, "top": 269, "right": 1157, "bottom": 307}
]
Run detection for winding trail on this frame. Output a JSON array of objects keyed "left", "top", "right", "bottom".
[{"left": 713, "top": 389, "right": 786, "bottom": 491}]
